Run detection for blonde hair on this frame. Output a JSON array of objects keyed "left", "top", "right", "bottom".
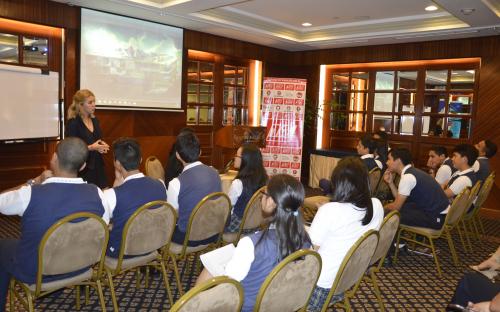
[{"left": 67, "top": 89, "right": 95, "bottom": 119}]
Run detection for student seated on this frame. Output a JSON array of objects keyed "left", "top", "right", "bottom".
[
  {"left": 427, "top": 145, "right": 456, "bottom": 186},
  {"left": 448, "top": 246, "right": 500, "bottom": 311},
  {"left": 164, "top": 127, "right": 194, "bottom": 187},
  {"left": 443, "top": 144, "right": 478, "bottom": 200},
  {"left": 226, "top": 143, "right": 268, "bottom": 233},
  {"left": 167, "top": 131, "right": 222, "bottom": 246},
  {"left": 473, "top": 139, "right": 497, "bottom": 183},
  {"left": 319, "top": 134, "right": 382, "bottom": 195},
  {"left": 357, "top": 134, "right": 383, "bottom": 171},
  {"left": 195, "top": 174, "right": 311, "bottom": 312},
  {"left": 0, "top": 137, "right": 110, "bottom": 312},
  {"left": 307, "top": 157, "right": 384, "bottom": 311},
  {"left": 384, "top": 148, "right": 449, "bottom": 229},
  {"left": 103, "top": 138, "right": 167, "bottom": 258}
]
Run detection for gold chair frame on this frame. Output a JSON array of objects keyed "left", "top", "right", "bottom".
[
  {"left": 320, "top": 229, "right": 379, "bottom": 312},
  {"left": 253, "top": 249, "right": 322, "bottom": 312},
  {"left": 9, "top": 212, "right": 109, "bottom": 312},
  {"left": 167, "top": 192, "right": 231, "bottom": 296},
  {"left": 169, "top": 276, "right": 243, "bottom": 312},
  {"left": 394, "top": 188, "right": 471, "bottom": 277},
  {"left": 362, "top": 211, "right": 400, "bottom": 312},
  {"left": 462, "top": 172, "right": 495, "bottom": 244},
  {"left": 223, "top": 186, "right": 267, "bottom": 245},
  {"left": 457, "top": 180, "right": 482, "bottom": 251},
  {"left": 104, "top": 200, "right": 177, "bottom": 311},
  {"left": 368, "top": 167, "right": 382, "bottom": 197}
]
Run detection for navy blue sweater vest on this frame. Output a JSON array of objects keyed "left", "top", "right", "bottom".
[
  {"left": 405, "top": 167, "right": 449, "bottom": 216},
  {"left": 447, "top": 170, "right": 478, "bottom": 192},
  {"left": 362, "top": 157, "right": 378, "bottom": 172},
  {"left": 476, "top": 158, "right": 490, "bottom": 183},
  {"left": 177, "top": 164, "right": 221, "bottom": 232},
  {"left": 241, "top": 230, "right": 312, "bottom": 312},
  {"left": 14, "top": 183, "right": 104, "bottom": 283},
  {"left": 233, "top": 184, "right": 254, "bottom": 218},
  {"left": 107, "top": 177, "right": 167, "bottom": 257}
]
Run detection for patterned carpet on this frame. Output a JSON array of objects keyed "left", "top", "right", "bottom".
[{"left": 1, "top": 209, "right": 499, "bottom": 311}]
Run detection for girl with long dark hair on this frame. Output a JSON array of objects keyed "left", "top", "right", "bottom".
[
  {"left": 226, "top": 143, "right": 268, "bottom": 232},
  {"left": 307, "top": 156, "right": 384, "bottom": 311},
  {"left": 196, "top": 174, "right": 311, "bottom": 312}
]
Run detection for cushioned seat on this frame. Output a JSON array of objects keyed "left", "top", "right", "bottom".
[
  {"left": 169, "top": 242, "right": 209, "bottom": 255},
  {"left": 105, "top": 251, "right": 158, "bottom": 271},
  {"left": 399, "top": 225, "right": 441, "bottom": 236},
  {"left": 26, "top": 269, "right": 93, "bottom": 292}
]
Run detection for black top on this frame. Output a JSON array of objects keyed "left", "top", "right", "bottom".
[
  {"left": 164, "top": 145, "right": 183, "bottom": 187},
  {"left": 65, "top": 115, "right": 108, "bottom": 188}
]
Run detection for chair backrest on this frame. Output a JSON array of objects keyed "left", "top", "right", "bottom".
[
  {"left": 329, "top": 230, "right": 379, "bottom": 297},
  {"left": 145, "top": 156, "right": 165, "bottom": 182},
  {"left": 369, "top": 210, "right": 400, "bottom": 267},
  {"left": 186, "top": 192, "right": 231, "bottom": 243},
  {"left": 445, "top": 188, "right": 471, "bottom": 226},
  {"left": 368, "top": 167, "right": 381, "bottom": 196},
  {"left": 254, "top": 249, "right": 322, "bottom": 312},
  {"left": 170, "top": 276, "right": 243, "bottom": 312},
  {"left": 118, "top": 201, "right": 176, "bottom": 264},
  {"left": 473, "top": 172, "right": 495, "bottom": 212},
  {"left": 37, "top": 212, "right": 109, "bottom": 294},
  {"left": 235, "top": 186, "right": 267, "bottom": 239}
]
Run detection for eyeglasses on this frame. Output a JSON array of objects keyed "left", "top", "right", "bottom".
[
  {"left": 234, "top": 155, "right": 241, "bottom": 159},
  {"left": 259, "top": 189, "right": 269, "bottom": 197}
]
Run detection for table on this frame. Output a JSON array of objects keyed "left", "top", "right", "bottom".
[{"left": 220, "top": 170, "right": 238, "bottom": 193}]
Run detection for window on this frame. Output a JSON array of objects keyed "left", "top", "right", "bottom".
[
  {"left": 373, "top": 70, "right": 417, "bottom": 135},
  {"left": 0, "top": 33, "right": 48, "bottom": 67},
  {"left": 326, "top": 63, "right": 477, "bottom": 140},
  {"left": 329, "top": 72, "right": 368, "bottom": 131},
  {"left": 223, "top": 65, "right": 249, "bottom": 126},
  {"left": 422, "top": 69, "right": 475, "bottom": 139},
  {"left": 186, "top": 60, "right": 214, "bottom": 125}
]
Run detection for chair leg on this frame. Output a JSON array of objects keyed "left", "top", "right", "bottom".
[
  {"left": 105, "top": 269, "right": 119, "bottom": 312},
  {"left": 476, "top": 215, "right": 486, "bottom": 235},
  {"left": 169, "top": 255, "right": 183, "bottom": 296},
  {"left": 455, "top": 224, "right": 467, "bottom": 252},
  {"left": 145, "top": 266, "right": 150, "bottom": 288},
  {"left": 195, "top": 252, "right": 202, "bottom": 276},
  {"left": 393, "top": 229, "right": 403, "bottom": 264},
  {"left": 9, "top": 279, "right": 16, "bottom": 312},
  {"left": 370, "top": 270, "right": 384, "bottom": 312},
  {"left": 445, "top": 228, "right": 459, "bottom": 266},
  {"left": 461, "top": 220, "right": 473, "bottom": 251},
  {"left": 75, "top": 285, "right": 81, "bottom": 310},
  {"left": 95, "top": 279, "right": 107, "bottom": 312},
  {"left": 85, "top": 285, "right": 90, "bottom": 305},
  {"left": 471, "top": 218, "right": 481, "bottom": 240},
  {"left": 159, "top": 258, "right": 174, "bottom": 307},
  {"left": 135, "top": 268, "right": 141, "bottom": 288},
  {"left": 428, "top": 238, "right": 442, "bottom": 277},
  {"left": 344, "top": 296, "right": 352, "bottom": 312},
  {"left": 25, "top": 289, "right": 34, "bottom": 312}
]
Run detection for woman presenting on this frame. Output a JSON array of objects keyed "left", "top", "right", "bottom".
[{"left": 65, "top": 89, "right": 109, "bottom": 188}]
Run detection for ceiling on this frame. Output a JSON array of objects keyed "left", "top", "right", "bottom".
[{"left": 53, "top": 0, "right": 500, "bottom": 51}]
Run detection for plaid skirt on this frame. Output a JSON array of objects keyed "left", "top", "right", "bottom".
[
  {"left": 225, "top": 214, "right": 243, "bottom": 233},
  {"left": 307, "top": 286, "right": 344, "bottom": 312}
]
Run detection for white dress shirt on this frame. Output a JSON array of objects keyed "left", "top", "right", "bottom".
[
  {"left": 435, "top": 158, "right": 453, "bottom": 185},
  {"left": 398, "top": 165, "right": 417, "bottom": 196},
  {"left": 0, "top": 177, "right": 111, "bottom": 223},
  {"left": 448, "top": 168, "right": 475, "bottom": 196},
  {"left": 166, "top": 161, "right": 202, "bottom": 210},
  {"left": 102, "top": 172, "right": 167, "bottom": 218}
]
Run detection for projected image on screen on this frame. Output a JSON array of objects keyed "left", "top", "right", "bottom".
[{"left": 81, "top": 9, "right": 183, "bottom": 110}]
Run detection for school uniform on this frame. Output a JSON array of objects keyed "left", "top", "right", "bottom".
[
  {"left": 398, "top": 165, "right": 450, "bottom": 229},
  {"left": 435, "top": 158, "right": 457, "bottom": 185},
  {"left": 473, "top": 156, "right": 490, "bottom": 183}
]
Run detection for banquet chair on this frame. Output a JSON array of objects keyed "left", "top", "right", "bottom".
[{"left": 145, "top": 155, "right": 165, "bottom": 182}]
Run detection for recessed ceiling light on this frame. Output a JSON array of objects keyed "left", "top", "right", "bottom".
[
  {"left": 302, "top": 22, "right": 312, "bottom": 27},
  {"left": 425, "top": 5, "right": 438, "bottom": 11},
  {"left": 466, "top": 70, "right": 475, "bottom": 74}
]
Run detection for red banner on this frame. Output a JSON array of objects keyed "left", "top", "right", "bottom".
[{"left": 261, "top": 77, "right": 306, "bottom": 179}]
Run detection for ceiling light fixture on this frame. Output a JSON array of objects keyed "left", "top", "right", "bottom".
[
  {"left": 425, "top": 5, "right": 438, "bottom": 11},
  {"left": 460, "top": 8, "right": 475, "bottom": 15},
  {"left": 302, "top": 22, "right": 312, "bottom": 27}
]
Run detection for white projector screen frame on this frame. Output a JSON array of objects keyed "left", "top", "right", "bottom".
[{"left": 80, "top": 9, "right": 184, "bottom": 111}]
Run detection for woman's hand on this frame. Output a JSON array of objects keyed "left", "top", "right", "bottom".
[{"left": 89, "top": 140, "right": 109, "bottom": 154}]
